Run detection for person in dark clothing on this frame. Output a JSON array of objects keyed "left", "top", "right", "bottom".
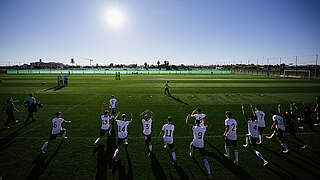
[
  {"left": 278, "top": 104, "right": 307, "bottom": 149},
  {"left": 294, "top": 103, "right": 314, "bottom": 131},
  {"left": 24, "top": 93, "right": 38, "bottom": 122},
  {"left": 2, "top": 98, "right": 19, "bottom": 128},
  {"left": 64, "top": 76, "right": 68, "bottom": 86},
  {"left": 314, "top": 96, "right": 320, "bottom": 126}
]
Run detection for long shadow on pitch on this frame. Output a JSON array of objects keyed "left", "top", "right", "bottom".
[
  {"left": 95, "top": 145, "right": 108, "bottom": 180},
  {"left": 165, "top": 148, "right": 189, "bottom": 179},
  {"left": 260, "top": 145, "right": 320, "bottom": 179},
  {"left": 205, "top": 140, "right": 255, "bottom": 180},
  {"left": 111, "top": 146, "right": 133, "bottom": 180},
  {"left": 0, "top": 121, "right": 33, "bottom": 151},
  {"left": 168, "top": 95, "right": 189, "bottom": 105},
  {"left": 25, "top": 139, "right": 64, "bottom": 180},
  {"left": 150, "top": 152, "right": 167, "bottom": 180}
]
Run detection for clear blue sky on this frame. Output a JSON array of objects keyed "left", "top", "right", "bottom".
[{"left": 0, "top": 0, "right": 319, "bottom": 66}]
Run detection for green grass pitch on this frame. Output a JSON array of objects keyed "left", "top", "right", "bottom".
[{"left": 0, "top": 74, "right": 320, "bottom": 180}]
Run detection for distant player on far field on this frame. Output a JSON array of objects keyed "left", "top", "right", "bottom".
[
  {"left": 223, "top": 111, "right": 239, "bottom": 165},
  {"left": 186, "top": 114, "right": 212, "bottom": 176},
  {"left": 94, "top": 102, "right": 112, "bottom": 145},
  {"left": 191, "top": 108, "right": 206, "bottom": 126},
  {"left": 241, "top": 105, "right": 268, "bottom": 166},
  {"left": 109, "top": 95, "right": 118, "bottom": 117},
  {"left": 266, "top": 111, "right": 289, "bottom": 153},
  {"left": 140, "top": 109, "right": 154, "bottom": 155},
  {"left": 159, "top": 116, "right": 176, "bottom": 164},
  {"left": 112, "top": 112, "right": 133, "bottom": 161},
  {"left": 164, "top": 81, "right": 170, "bottom": 95},
  {"left": 314, "top": 96, "right": 320, "bottom": 126},
  {"left": 250, "top": 104, "right": 265, "bottom": 144},
  {"left": 40, "top": 112, "right": 71, "bottom": 153}
]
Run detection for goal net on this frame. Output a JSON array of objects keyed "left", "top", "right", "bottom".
[{"left": 283, "top": 70, "right": 311, "bottom": 80}]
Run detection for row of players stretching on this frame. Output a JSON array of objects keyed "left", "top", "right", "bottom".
[{"left": 39, "top": 99, "right": 319, "bottom": 177}]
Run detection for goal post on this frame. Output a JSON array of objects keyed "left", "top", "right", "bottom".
[{"left": 283, "top": 70, "right": 311, "bottom": 80}]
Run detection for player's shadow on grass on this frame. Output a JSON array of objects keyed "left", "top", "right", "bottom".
[
  {"left": 205, "top": 140, "right": 255, "bottom": 180},
  {"left": 25, "top": 139, "right": 64, "bottom": 180},
  {"left": 0, "top": 121, "right": 33, "bottom": 151},
  {"left": 44, "top": 85, "right": 65, "bottom": 91},
  {"left": 111, "top": 145, "right": 133, "bottom": 180},
  {"left": 165, "top": 148, "right": 189, "bottom": 180},
  {"left": 260, "top": 145, "right": 320, "bottom": 179},
  {"left": 149, "top": 152, "right": 167, "bottom": 180},
  {"left": 168, "top": 94, "right": 189, "bottom": 105}
]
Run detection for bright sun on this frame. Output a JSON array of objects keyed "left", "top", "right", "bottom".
[{"left": 105, "top": 8, "right": 125, "bottom": 29}]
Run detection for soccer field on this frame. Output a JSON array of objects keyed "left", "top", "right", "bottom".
[{"left": 0, "top": 74, "right": 320, "bottom": 180}]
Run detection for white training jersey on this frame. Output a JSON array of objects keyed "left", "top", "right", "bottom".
[
  {"left": 52, "top": 117, "right": 65, "bottom": 134},
  {"left": 225, "top": 118, "right": 237, "bottom": 140},
  {"left": 142, "top": 118, "right": 152, "bottom": 135},
  {"left": 164, "top": 82, "right": 168, "bottom": 88},
  {"left": 192, "top": 126, "right": 206, "bottom": 148},
  {"left": 101, "top": 115, "right": 110, "bottom": 130},
  {"left": 109, "top": 98, "right": 117, "bottom": 108},
  {"left": 162, "top": 123, "right": 174, "bottom": 144},
  {"left": 272, "top": 115, "right": 285, "bottom": 131},
  {"left": 193, "top": 113, "right": 206, "bottom": 126},
  {"left": 248, "top": 120, "right": 259, "bottom": 138},
  {"left": 116, "top": 120, "right": 130, "bottom": 138},
  {"left": 255, "top": 110, "right": 266, "bottom": 127}
]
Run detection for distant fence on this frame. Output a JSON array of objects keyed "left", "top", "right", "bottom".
[
  {"left": 232, "top": 69, "right": 320, "bottom": 79},
  {"left": 6, "top": 69, "right": 232, "bottom": 75}
]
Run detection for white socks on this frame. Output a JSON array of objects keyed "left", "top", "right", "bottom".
[
  {"left": 259, "top": 135, "right": 263, "bottom": 143},
  {"left": 41, "top": 141, "right": 49, "bottom": 150},
  {"left": 255, "top": 151, "right": 267, "bottom": 162},
  {"left": 245, "top": 136, "right": 249, "bottom": 146},
  {"left": 62, "top": 130, "right": 67, "bottom": 138},
  {"left": 113, "top": 148, "right": 120, "bottom": 159},
  {"left": 172, "top": 152, "right": 176, "bottom": 161},
  {"left": 148, "top": 144, "right": 152, "bottom": 151},
  {"left": 189, "top": 143, "right": 194, "bottom": 156},
  {"left": 225, "top": 146, "right": 230, "bottom": 157},
  {"left": 234, "top": 150, "right": 239, "bottom": 162},
  {"left": 269, "top": 133, "right": 274, "bottom": 139},
  {"left": 281, "top": 143, "right": 289, "bottom": 151},
  {"left": 203, "top": 159, "right": 211, "bottom": 175},
  {"left": 94, "top": 137, "right": 100, "bottom": 145}
]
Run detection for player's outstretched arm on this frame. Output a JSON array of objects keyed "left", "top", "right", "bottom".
[
  {"left": 115, "top": 112, "right": 120, "bottom": 120},
  {"left": 185, "top": 114, "right": 192, "bottom": 128},
  {"left": 204, "top": 119, "right": 210, "bottom": 129},
  {"left": 150, "top": 110, "right": 154, "bottom": 119},
  {"left": 241, "top": 104, "right": 248, "bottom": 120},
  {"left": 191, "top": 109, "right": 197, "bottom": 117},
  {"left": 278, "top": 104, "right": 282, "bottom": 115},
  {"left": 129, "top": 113, "right": 133, "bottom": 123},
  {"left": 158, "top": 131, "right": 163, "bottom": 143},
  {"left": 250, "top": 104, "right": 255, "bottom": 116},
  {"left": 314, "top": 104, "right": 318, "bottom": 113},
  {"left": 270, "top": 121, "right": 276, "bottom": 130},
  {"left": 64, "top": 120, "right": 72, "bottom": 124}
]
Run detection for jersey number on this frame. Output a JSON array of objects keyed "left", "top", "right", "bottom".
[
  {"left": 53, "top": 122, "right": 57, "bottom": 128},
  {"left": 165, "top": 130, "right": 172, "bottom": 137},
  {"left": 231, "top": 123, "right": 236, "bottom": 131},
  {"left": 198, "top": 132, "right": 203, "bottom": 139},
  {"left": 253, "top": 125, "right": 257, "bottom": 130},
  {"left": 145, "top": 124, "right": 149, "bottom": 129},
  {"left": 119, "top": 126, "right": 126, "bottom": 132}
]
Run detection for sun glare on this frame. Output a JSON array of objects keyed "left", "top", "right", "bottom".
[{"left": 105, "top": 8, "right": 125, "bottom": 29}]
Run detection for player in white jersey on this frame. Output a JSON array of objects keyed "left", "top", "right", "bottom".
[
  {"left": 241, "top": 105, "right": 268, "bottom": 166},
  {"left": 186, "top": 114, "right": 212, "bottom": 176},
  {"left": 94, "top": 103, "right": 112, "bottom": 145},
  {"left": 112, "top": 112, "right": 133, "bottom": 161},
  {"left": 191, "top": 108, "right": 206, "bottom": 126},
  {"left": 140, "top": 109, "right": 154, "bottom": 154},
  {"left": 158, "top": 116, "right": 176, "bottom": 164},
  {"left": 267, "top": 111, "right": 289, "bottom": 153},
  {"left": 250, "top": 104, "right": 265, "bottom": 144},
  {"left": 109, "top": 95, "right": 118, "bottom": 116},
  {"left": 40, "top": 112, "right": 71, "bottom": 153},
  {"left": 223, "top": 111, "right": 239, "bottom": 164}
]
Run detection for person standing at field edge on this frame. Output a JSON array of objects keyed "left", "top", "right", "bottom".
[{"left": 164, "top": 81, "right": 170, "bottom": 95}]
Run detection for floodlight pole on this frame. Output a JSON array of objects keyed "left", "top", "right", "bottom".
[{"left": 280, "top": 57, "right": 282, "bottom": 75}]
